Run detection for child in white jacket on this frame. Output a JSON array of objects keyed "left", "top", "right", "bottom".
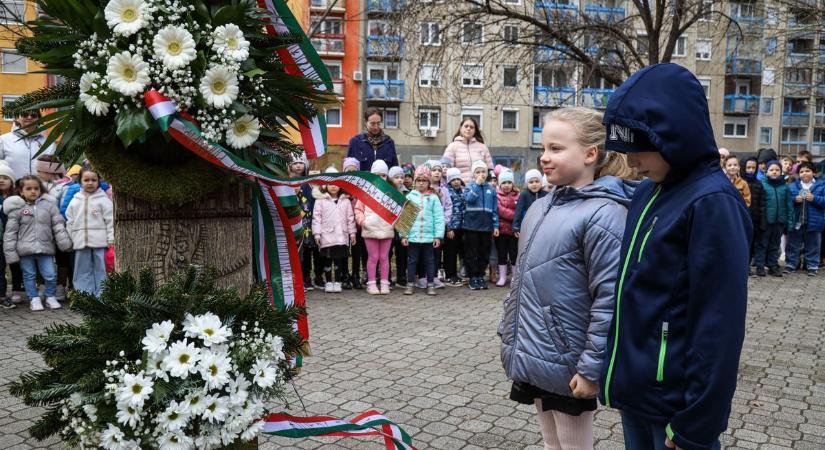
[{"left": 66, "top": 167, "right": 113, "bottom": 297}]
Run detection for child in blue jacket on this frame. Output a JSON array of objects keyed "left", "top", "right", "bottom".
[
  {"left": 463, "top": 160, "right": 499, "bottom": 290},
  {"left": 444, "top": 167, "right": 466, "bottom": 286},
  {"left": 784, "top": 161, "right": 825, "bottom": 276},
  {"left": 512, "top": 168, "right": 547, "bottom": 237},
  {"left": 598, "top": 64, "right": 752, "bottom": 450},
  {"left": 755, "top": 160, "right": 791, "bottom": 277}
]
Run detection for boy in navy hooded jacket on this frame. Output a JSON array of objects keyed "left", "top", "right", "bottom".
[{"left": 598, "top": 64, "right": 752, "bottom": 450}]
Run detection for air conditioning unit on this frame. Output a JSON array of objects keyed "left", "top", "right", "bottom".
[
  {"left": 422, "top": 128, "right": 437, "bottom": 138},
  {"left": 353, "top": 70, "right": 363, "bottom": 81}
]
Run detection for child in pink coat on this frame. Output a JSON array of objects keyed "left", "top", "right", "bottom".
[{"left": 312, "top": 167, "right": 357, "bottom": 293}]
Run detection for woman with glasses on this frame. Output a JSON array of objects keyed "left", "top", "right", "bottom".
[
  {"left": 0, "top": 110, "right": 56, "bottom": 181},
  {"left": 346, "top": 107, "right": 399, "bottom": 172}
]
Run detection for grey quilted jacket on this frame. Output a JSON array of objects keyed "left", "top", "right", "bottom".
[
  {"left": 498, "top": 177, "right": 632, "bottom": 396},
  {"left": 3, "top": 194, "right": 72, "bottom": 263}
]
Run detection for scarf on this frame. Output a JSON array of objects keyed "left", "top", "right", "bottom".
[{"left": 365, "top": 131, "right": 384, "bottom": 152}]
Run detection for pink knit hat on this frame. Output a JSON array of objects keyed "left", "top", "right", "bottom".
[
  {"left": 342, "top": 157, "right": 360, "bottom": 171},
  {"left": 413, "top": 165, "right": 431, "bottom": 181}
]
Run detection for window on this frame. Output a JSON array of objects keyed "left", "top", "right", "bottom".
[
  {"left": 503, "top": 66, "right": 518, "bottom": 88},
  {"left": 368, "top": 63, "right": 399, "bottom": 81},
  {"left": 461, "top": 107, "right": 483, "bottom": 130},
  {"left": 786, "top": 68, "right": 812, "bottom": 84},
  {"left": 3, "top": 95, "right": 21, "bottom": 120},
  {"left": 766, "top": 7, "right": 778, "bottom": 25},
  {"left": 735, "top": 80, "right": 750, "bottom": 96},
  {"left": 535, "top": 66, "right": 570, "bottom": 87},
  {"left": 1, "top": 49, "right": 26, "bottom": 73},
  {"left": 326, "top": 108, "right": 341, "bottom": 127},
  {"left": 503, "top": 0, "right": 521, "bottom": 4},
  {"left": 782, "top": 127, "right": 807, "bottom": 142},
  {"left": 759, "top": 127, "right": 772, "bottom": 145},
  {"left": 324, "top": 61, "right": 342, "bottom": 79},
  {"left": 461, "top": 64, "right": 484, "bottom": 88},
  {"left": 311, "top": 0, "right": 327, "bottom": 6},
  {"left": 636, "top": 32, "right": 649, "bottom": 55},
  {"left": 462, "top": 22, "right": 483, "bottom": 45},
  {"left": 723, "top": 118, "right": 748, "bottom": 138},
  {"left": 418, "top": 108, "right": 440, "bottom": 129},
  {"left": 502, "top": 109, "right": 519, "bottom": 131},
  {"left": 383, "top": 108, "right": 399, "bottom": 129},
  {"left": 312, "top": 18, "right": 342, "bottom": 35},
  {"left": 765, "top": 37, "right": 777, "bottom": 55},
  {"left": 419, "top": 64, "right": 441, "bottom": 87},
  {"left": 420, "top": 22, "right": 440, "bottom": 45},
  {"left": 816, "top": 98, "right": 825, "bottom": 115},
  {"left": 697, "top": 77, "right": 711, "bottom": 98},
  {"left": 698, "top": 0, "right": 713, "bottom": 21},
  {"left": 762, "top": 68, "right": 775, "bottom": 85},
  {"left": 695, "top": 39, "right": 711, "bottom": 60},
  {"left": 0, "top": 1, "right": 25, "bottom": 24},
  {"left": 673, "top": 36, "right": 687, "bottom": 57},
  {"left": 731, "top": 2, "right": 755, "bottom": 18},
  {"left": 760, "top": 98, "right": 773, "bottom": 115},
  {"left": 503, "top": 25, "right": 519, "bottom": 46}
]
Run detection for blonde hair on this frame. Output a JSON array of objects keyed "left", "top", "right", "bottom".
[
  {"left": 597, "top": 152, "right": 640, "bottom": 180},
  {"left": 542, "top": 107, "right": 607, "bottom": 171}
]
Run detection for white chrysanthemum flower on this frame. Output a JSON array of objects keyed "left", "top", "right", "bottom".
[
  {"left": 226, "top": 374, "right": 251, "bottom": 406},
  {"left": 153, "top": 25, "right": 197, "bottom": 69},
  {"left": 163, "top": 339, "right": 201, "bottom": 379},
  {"left": 212, "top": 24, "right": 250, "bottom": 61},
  {"left": 117, "top": 372, "right": 154, "bottom": 408},
  {"left": 198, "top": 351, "right": 232, "bottom": 389},
  {"left": 269, "top": 334, "right": 285, "bottom": 361},
  {"left": 115, "top": 401, "right": 141, "bottom": 428},
  {"left": 240, "top": 420, "right": 264, "bottom": 441},
  {"left": 195, "top": 427, "right": 223, "bottom": 450},
  {"left": 225, "top": 114, "right": 260, "bottom": 149},
  {"left": 199, "top": 66, "right": 239, "bottom": 108},
  {"left": 201, "top": 394, "right": 230, "bottom": 423},
  {"left": 120, "top": 439, "right": 142, "bottom": 450},
  {"left": 82, "top": 404, "right": 98, "bottom": 422},
  {"left": 107, "top": 51, "right": 150, "bottom": 96},
  {"left": 147, "top": 351, "right": 170, "bottom": 382},
  {"left": 157, "top": 431, "right": 194, "bottom": 450},
  {"left": 99, "top": 423, "right": 126, "bottom": 450},
  {"left": 159, "top": 400, "right": 190, "bottom": 432},
  {"left": 184, "top": 312, "right": 231, "bottom": 346},
  {"left": 186, "top": 391, "right": 208, "bottom": 415},
  {"left": 79, "top": 72, "right": 110, "bottom": 116},
  {"left": 250, "top": 359, "right": 278, "bottom": 388},
  {"left": 142, "top": 320, "right": 175, "bottom": 354},
  {"left": 104, "top": 0, "right": 146, "bottom": 36}
]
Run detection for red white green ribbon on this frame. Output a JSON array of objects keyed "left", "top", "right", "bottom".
[{"left": 262, "top": 410, "right": 418, "bottom": 450}]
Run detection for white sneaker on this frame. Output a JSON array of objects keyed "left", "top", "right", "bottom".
[
  {"left": 30, "top": 298, "right": 44, "bottom": 311},
  {"left": 333, "top": 282, "right": 342, "bottom": 292},
  {"left": 45, "top": 297, "right": 61, "bottom": 310},
  {"left": 433, "top": 278, "right": 445, "bottom": 289},
  {"left": 55, "top": 285, "right": 66, "bottom": 301},
  {"left": 324, "top": 282, "right": 334, "bottom": 293},
  {"left": 415, "top": 278, "right": 427, "bottom": 289}
]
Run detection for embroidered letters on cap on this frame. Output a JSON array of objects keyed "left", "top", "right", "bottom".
[{"left": 609, "top": 124, "right": 634, "bottom": 143}]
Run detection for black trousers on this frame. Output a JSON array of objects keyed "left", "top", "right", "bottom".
[
  {"left": 443, "top": 230, "right": 463, "bottom": 279},
  {"left": 350, "top": 231, "right": 366, "bottom": 279},
  {"left": 300, "top": 243, "right": 324, "bottom": 282},
  {"left": 325, "top": 257, "right": 347, "bottom": 283},
  {"left": 495, "top": 234, "right": 518, "bottom": 266},
  {"left": 392, "top": 239, "right": 407, "bottom": 283},
  {"left": 463, "top": 230, "right": 492, "bottom": 278}
]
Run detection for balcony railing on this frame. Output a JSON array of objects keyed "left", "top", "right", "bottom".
[
  {"left": 815, "top": 114, "right": 825, "bottom": 126},
  {"left": 367, "top": 35, "right": 405, "bottom": 58},
  {"left": 730, "top": 11, "right": 764, "bottom": 34},
  {"left": 536, "top": 3, "right": 578, "bottom": 22},
  {"left": 725, "top": 57, "right": 762, "bottom": 76},
  {"left": 534, "top": 86, "right": 576, "bottom": 107},
  {"left": 782, "top": 111, "right": 811, "bottom": 126},
  {"left": 367, "top": 0, "right": 405, "bottom": 13},
  {"left": 786, "top": 52, "right": 815, "bottom": 67},
  {"left": 535, "top": 45, "right": 568, "bottom": 63},
  {"left": 723, "top": 95, "right": 760, "bottom": 114},
  {"left": 532, "top": 127, "right": 543, "bottom": 146},
  {"left": 367, "top": 79, "right": 405, "bottom": 101},
  {"left": 311, "top": 35, "right": 345, "bottom": 55},
  {"left": 581, "top": 88, "right": 614, "bottom": 109},
  {"left": 812, "top": 142, "right": 825, "bottom": 156},
  {"left": 585, "top": 5, "right": 625, "bottom": 23}
]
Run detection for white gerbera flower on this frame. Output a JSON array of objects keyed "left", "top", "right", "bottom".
[
  {"left": 201, "top": 394, "right": 230, "bottom": 423},
  {"left": 250, "top": 359, "right": 278, "bottom": 388},
  {"left": 157, "top": 431, "right": 194, "bottom": 450},
  {"left": 212, "top": 24, "right": 250, "bottom": 61},
  {"left": 120, "top": 439, "right": 142, "bottom": 450},
  {"left": 159, "top": 400, "right": 190, "bottom": 432},
  {"left": 142, "top": 320, "right": 175, "bottom": 354},
  {"left": 163, "top": 339, "right": 201, "bottom": 379},
  {"left": 147, "top": 351, "right": 170, "bottom": 382},
  {"left": 153, "top": 25, "right": 197, "bottom": 69},
  {"left": 104, "top": 0, "right": 146, "bottom": 36},
  {"left": 225, "top": 114, "right": 260, "bottom": 149},
  {"left": 115, "top": 401, "right": 142, "bottom": 428},
  {"left": 240, "top": 420, "right": 264, "bottom": 441},
  {"left": 226, "top": 374, "right": 251, "bottom": 406},
  {"left": 269, "top": 335, "right": 285, "bottom": 361},
  {"left": 184, "top": 312, "right": 231, "bottom": 346},
  {"left": 107, "top": 51, "right": 150, "bottom": 96},
  {"left": 82, "top": 404, "right": 98, "bottom": 422},
  {"left": 117, "top": 372, "right": 154, "bottom": 408},
  {"left": 198, "top": 351, "right": 232, "bottom": 389},
  {"left": 79, "top": 72, "right": 110, "bottom": 116},
  {"left": 100, "top": 423, "right": 126, "bottom": 450},
  {"left": 186, "top": 391, "right": 208, "bottom": 415},
  {"left": 199, "top": 66, "right": 239, "bottom": 108},
  {"left": 195, "top": 427, "right": 223, "bottom": 450}
]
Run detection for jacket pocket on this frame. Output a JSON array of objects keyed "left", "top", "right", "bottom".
[
  {"left": 542, "top": 305, "right": 572, "bottom": 354},
  {"left": 656, "top": 321, "right": 669, "bottom": 382},
  {"left": 637, "top": 216, "right": 658, "bottom": 263}
]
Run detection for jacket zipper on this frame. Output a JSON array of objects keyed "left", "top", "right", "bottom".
[
  {"left": 657, "top": 321, "right": 669, "bottom": 382},
  {"left": 636, "top": 216, "right": 658, "bottom": 263},
  {"left": 603, "top": 185, "right": 662, "bottom": 407},
  {"left": 83, "top": 194, "right": 89, "bottom": 248}
]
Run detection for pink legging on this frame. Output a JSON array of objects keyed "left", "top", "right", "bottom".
[{"left": 364, "top": 238, "right": 393, "bottom": 282}]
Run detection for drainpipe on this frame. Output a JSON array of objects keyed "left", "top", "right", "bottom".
[{"left": 359, "top": 0, "right": 368, "bottom": 129}]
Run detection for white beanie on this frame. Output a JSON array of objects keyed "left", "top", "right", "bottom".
[
  {"left": 425, "top": 159, "right": 443, "bottom": 170},
  {"left": 499, "top": 169, "right": 514, "bottom": 185},
  {"left": 524, "top": 169, "right": 542, "bottom": 183},
  {"left": 446, "top": 167, "right": 462, "bottom": 183},
  {"left": 388, "top": 166, "right": 404, "bottom": 179},
  {"left": 471, "top": 160, "right": 488, "bottom": 175},
  {"left": 325, "top": 166, "right": 339, "bottom": 173},
  {"left": 0, "top": 161, "right": 15, "bottom": 181},
  {"left": 370, "top": 159, "right": 389, "bottom": 175}
]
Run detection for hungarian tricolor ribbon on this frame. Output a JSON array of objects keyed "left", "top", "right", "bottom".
[{"left": 262, "top": 410, "right": 418, "bottom": 450}]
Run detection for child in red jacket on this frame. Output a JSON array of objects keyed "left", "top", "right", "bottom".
[{"left": 495, "top": 169, "right": 519, "bottom": 286}]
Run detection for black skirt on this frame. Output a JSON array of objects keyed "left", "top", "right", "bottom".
[
  {"left": 320, "top": 245, "right": 349, "bottom": 260},
  {"left": 510, "top": 381, "right": 597, "bottom": 416}
]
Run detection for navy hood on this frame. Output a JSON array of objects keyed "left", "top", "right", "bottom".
[{"left": 603, "top": 64, "right": 719, "bottom": 181}]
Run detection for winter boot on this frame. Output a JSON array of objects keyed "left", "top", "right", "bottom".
[
  {"left": 496, "top": 265, "right": 508, "bottom": 287},
  {"left": 366, "top": 281, "right": 380, "bottom": 295},
  {"left": 426, "top": 284, "right": 437, "bottom": 296},
  {"left": 379, "top": 280, "right": 391, "bottom": 295}
]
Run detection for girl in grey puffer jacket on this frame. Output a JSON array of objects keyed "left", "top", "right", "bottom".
[{"left": 3, "top": 176, "right": 72, "bottom": 311}]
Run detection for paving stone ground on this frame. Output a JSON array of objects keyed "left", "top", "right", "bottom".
[{"left": 1, "top": 272, "right": 824, "bottom": 449}]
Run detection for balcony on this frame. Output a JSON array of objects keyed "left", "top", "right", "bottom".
[
  {"left": 535, "top": 45, "right": 568, "bottom": 63},
  {"left": 536, "top": 3, "right": 578, "bottom": 23},
  {"left": 786, "top": 52, "right": 815, "bottom": 67},
  {"left": 815, "top": 114, "right": 825, "bottom": 126},
  {"left": 585, "top": 5, "right": 625, "bottom": 22},
  {"left": 532, "top": 127, "right": 543, "bottom": 146},
  {"left": 812, "top": 142, "right": 825, "bottom": 156},
  {"left": 723, "top": 95, "right": 760, "bottom": 114},
  {"left": 725, "top": 57, "right": 762, "bottom": 76},
  {"left": 367, "top": 35, "right": 405, "bottom": 58},
  {"left": 581, "top": 88, "right": 614, "bottom": 109},
  {"left": 785, "top": 82, "right": 812, "bottom": 97},
  {"left": 534, "top": 86, "right": 576, "bottom": 107},
  {"left": 730, "top": 12, "right": 764, "bottom": 34},
  {"left": 367, "top": 0, "right": 405, "bottom": 13},
  {"left": 782, "top": 111, "right": 811, "bottom": 126},
  {"left": 366, "top": 79, "right": 405, "bottom": 101},
  {"left": 311, "top": 35, "right": 345, "bottom": 56}
]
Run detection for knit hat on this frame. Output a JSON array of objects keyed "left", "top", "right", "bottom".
[
  {"left": 342, "top": 157, "right": 360, "bottom": 171},
  {"left": 0, "top": 161, "right": 15, "bottom": 181},
  {"left": 388, "top": 166, "right": 404, "bottom": 179},
  {"left": 446, "top": 167, "right": 462, "bottom": 184},
  {"left": 413, "top": 165, "right": 431, "bottom": 181},
  {"left": 499, "top": 169, "right": 514, "bottom": 185},
  {"left": 471, "top": 160, "right": 488, "bottom": 175},
  {"left": 524, "top": 169, "right": 542, "bottom": 183},
  {"left": 325, "top": 165, "right": 339, "bottom": 173},
  {"left": 66, "top": 164, "right": 82, "bottom": 178},
  {"left": 425, "top": 159, "right": 443, "bottom": 170},
  {"left": 370, "top": 159, "right": 389, "bottom": 175},
  {"left": 494, "top": 164, "right": 505, "bottom": 177}
]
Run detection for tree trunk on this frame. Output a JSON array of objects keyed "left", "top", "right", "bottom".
[{"left": 113, "top": 182, "right": 254, "bottom": 293}]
